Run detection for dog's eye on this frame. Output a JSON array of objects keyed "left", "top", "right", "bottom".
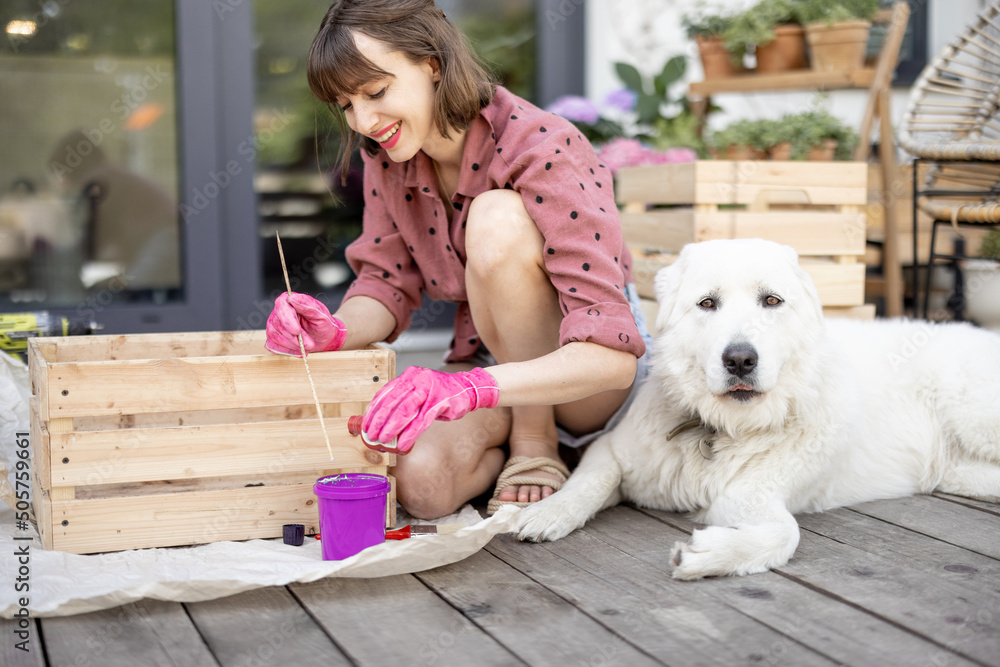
[
  {"left": 763, "top": 295, "right": 783, "bottom": 307},
  {"left": 698, "top": 298, "right": 716, "bottom": 310}
]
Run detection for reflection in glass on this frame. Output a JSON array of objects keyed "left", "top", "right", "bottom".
[{"left": 0, "top": 0, "right": 181, "bottom": 310}]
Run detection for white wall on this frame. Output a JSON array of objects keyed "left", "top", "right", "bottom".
[{"left": 584, "top": 0, "right": 985, "bottom": 146}]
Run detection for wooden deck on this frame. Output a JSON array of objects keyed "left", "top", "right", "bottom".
[{"left": 4, "top": 492, "right": 1000, "bottom": 666}]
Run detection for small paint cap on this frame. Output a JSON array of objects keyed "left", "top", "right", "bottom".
[
  {"left": 347, "top": 414, "right": 363, "bottom": 436},
  {"left": 282, "top": 523, "right": 305, "bottom": 546}
]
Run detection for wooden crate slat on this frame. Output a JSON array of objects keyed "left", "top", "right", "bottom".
[
  {"left": 48, "top": 483, "right": 328, "bottom": 554},
  {"left": 616, "top": 161, "right": 868, "bottom": 206},
  {"left": 822, "top": 304, "right": 878, "bottom": 319},
  {"left": 32, "top": 468, "right": 52, "bottom": 551},
  {"left": 695, "top": 212, "right": 868, "bottom": 256},
  {"left": 620, "top": 209, "right": 696, "bottom": 249},
  {"left": 50, "top": 417, "right": 388, "bottom": 486},
  {"left": 800, "top": 260, "right": 867, "bottom": 306},
  {"left": 45, "top": 329, "right": 269, "bottom": 362},
  {"left": 29, "top": 397, "right": 50, "bottom": 491},
  {"left": 44, "top": 350, "right": 391, "bottom": 418}
]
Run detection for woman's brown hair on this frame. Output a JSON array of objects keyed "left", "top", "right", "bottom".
[{"left": 308, "top": 0, "right": 496, "bottom": 183}]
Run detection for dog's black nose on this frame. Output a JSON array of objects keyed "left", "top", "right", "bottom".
[{"left": 723, "top": 343, "right": 758, "bottom": 378}]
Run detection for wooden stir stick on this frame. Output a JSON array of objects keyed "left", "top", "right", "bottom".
[{"left": 275, "top": 232, "right": 335, "bottom": 461}]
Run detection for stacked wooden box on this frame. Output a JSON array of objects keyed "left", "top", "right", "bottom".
[
  {"left": 616, "top": 160, "right": 875, "bottom": 320},
  {"left": 28, "top": 330, "right": 395, "bottom": 554}
]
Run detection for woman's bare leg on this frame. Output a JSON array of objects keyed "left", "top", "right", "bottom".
[{"left": 464, "top": 190, "right": 632, "bottom": 504}]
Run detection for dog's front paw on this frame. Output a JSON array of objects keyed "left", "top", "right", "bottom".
[
  {"left": 515, "top": 495, "right": 586, "bottom": 542},
  {"left": 669, "top": 526, "right": 773, "bottom": 580}
]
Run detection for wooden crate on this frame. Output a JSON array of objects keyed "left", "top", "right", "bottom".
[
  {"left": 28, "top": 330, "right": 396, "bottom": 555},
  {"left": 617, "top": 160, "right": 874, "bottom": 320}
]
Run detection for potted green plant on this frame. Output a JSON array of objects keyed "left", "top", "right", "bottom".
[
  {"left": 723, "top": 0, "right": 808, "bottom": 73},
  {"left": 964, "top": 228, "right": 1000, "bottom": 333},
  {"left": 780, "top": 110, "right": 859, "bottom": 160},
  {"left": 707, "top": 118, "right": 777, "bottom": 160},
  {"left": 683, "top": 8, "right": 744, "bottom": 79},
  {"left": 798, "top": 0, "right": 878, "bottom": 72}
]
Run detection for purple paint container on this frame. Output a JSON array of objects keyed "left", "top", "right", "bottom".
[{"left": 313, "top": 473, "right": 390, "bottom": 560}]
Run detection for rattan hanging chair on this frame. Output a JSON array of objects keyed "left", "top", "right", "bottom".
[{"left": 898, "top": 0, "right": 1000, "bottom": 317}]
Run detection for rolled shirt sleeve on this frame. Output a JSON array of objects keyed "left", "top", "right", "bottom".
[
  {"left": 489, "top": 109, "right": 646, "bottom": 358},
  {"left": 343, "top": 152, "right": 424, "bottom": 342}
]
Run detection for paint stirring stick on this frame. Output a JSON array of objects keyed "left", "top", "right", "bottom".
[{"left": 276, "top": 232, "right": 335, "bottom": 461}]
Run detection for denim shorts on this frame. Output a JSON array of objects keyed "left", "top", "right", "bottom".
[{"left": 465, "top": 283, "right": 654, "bottom": 450}]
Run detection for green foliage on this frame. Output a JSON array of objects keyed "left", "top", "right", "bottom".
[
  {"left": 980, "top": 229, "right": 1000, "bottom": 260},
  {"left": 707, "top": 110, "right": 858, "bottom": 159},
  {"left": 706, "top": 119, "right": 772, "bottom": 152},
  {"left": 681, "top": 7, "right": 736, "bottom": 39},
  {"left": 615, "top": 57, "right": 686, "bottom": 125},
  {"left": 797, "top": 0, "right": 879, "bottom": 25},
  {"left": 722, "top": 0, "right": 804, "bottom": 54},
  {"left": 614, "top": 56, "right": 709, "bottom": 153}
]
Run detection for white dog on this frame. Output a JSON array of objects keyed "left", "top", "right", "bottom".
[{"left": 517, "top": 238, "right": 1000, "bottom": 579}]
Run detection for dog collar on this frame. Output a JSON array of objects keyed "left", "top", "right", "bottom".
[{"left": 666, "top": 417, "right": 718, "bottom": 460}]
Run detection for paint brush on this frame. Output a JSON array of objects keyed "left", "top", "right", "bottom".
[
  {"left": 385, "top": 524, "right": 467, "bottom": 539},
  {"left": 313, "top": 523, "right": 467, "bottom": 541},
  {"left": 276, "top": 231, "right": 335, "bottom": 461}
]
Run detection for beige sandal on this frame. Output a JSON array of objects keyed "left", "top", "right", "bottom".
[{"left": 487, "top": 456, "right": 571, "bottom": 515}]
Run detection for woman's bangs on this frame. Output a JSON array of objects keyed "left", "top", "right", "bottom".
[{"left": 307, "top": 26, "right": 390, "bottom": 105}]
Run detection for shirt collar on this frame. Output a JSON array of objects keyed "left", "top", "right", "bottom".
[{"left": 401, "top": 111, "right": 497, "bottom": 198}]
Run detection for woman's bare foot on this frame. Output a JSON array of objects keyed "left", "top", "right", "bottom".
[{"left": 496, "top": 436, "right": 566, "bottom": 504}]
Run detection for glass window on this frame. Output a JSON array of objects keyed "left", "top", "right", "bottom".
[
  {"left": 0, "top": 0, "right": 182, "bottom": 310},
  {"left": 250, "top": 0, "right": 536, "bottom": 315}
]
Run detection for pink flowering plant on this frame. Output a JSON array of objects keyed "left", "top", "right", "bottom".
[{"left": 547, "top": 56, "right": 706, "bottom": 172}]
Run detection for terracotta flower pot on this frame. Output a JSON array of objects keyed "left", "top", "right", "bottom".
[
  {"left": 696, "top": 35, "right": 743, "bottom": 79},
  {"left": 805, "top": 20, "right": 871, "bottom": 72},
  {"left": 807, "top": 139, "right": 837, "bottom": 161},
  {"left": 755, "top": 24, "right": 808, "bottom": 73},
  {"left": 721, "top": 144, "right": 767, "bottom": 160},
  {"left": 769, "top": 142, "right": 793, "bottom": 161}
]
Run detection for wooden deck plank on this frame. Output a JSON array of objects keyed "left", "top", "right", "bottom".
[
  {"left": 847, "top": 494, "right": 1000, "bottom": 559},
  {"left": 800, "top": 501, "right": 1000, "bottom": 588},
  {"left": 414, "top": 548, "right": 663, "bottom": 666},
  {"left": 934, "top": 492, "right": 1000, "bottom": 516},
  {"left": 487, "top": 508, "right": 837, "bottom": 666},
  {"left": 602, "top": 506, "right": 979, "bottom": 666},
  {"left": 289, "top": 574, "right": 518, "bottom": 667},
  {"left": 786, "top": 510, "right": 1000, "bottom": 665},
  {"left": 0, "top": 619, "right": 44, "bottom": 667},
  {"left": 184, "top": 586, "right": 350, "bottom": 666},
  {"left": 40, "top": 599, "right": 218, "bottom": 666}
]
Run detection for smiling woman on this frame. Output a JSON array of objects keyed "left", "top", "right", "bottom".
[{"left": 265, "top": 0, "right": 654, "bottom": 522}]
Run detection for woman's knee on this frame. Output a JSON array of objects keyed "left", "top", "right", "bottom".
[
  {"left": 465, "top": 190, "right": 543, "bottom": 274},
  {"left": 394, "top": 465, "right": 460, "bottom": 519}
]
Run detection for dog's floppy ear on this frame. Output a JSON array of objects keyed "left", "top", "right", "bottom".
[{"left": 653, "top": 246, "right": 688, "bottom": 334}]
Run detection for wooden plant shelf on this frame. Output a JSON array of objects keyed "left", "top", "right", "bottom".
[{"left": 689, "top": 68, "right": 877, "bottom": 96}]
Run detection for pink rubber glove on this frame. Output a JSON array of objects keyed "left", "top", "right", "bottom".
[
  {"left": 361, "top": 366, "right": 500, "bottom": 454},
  {"left": 265, "top": 292, "right": 347, "bottom": 356}
]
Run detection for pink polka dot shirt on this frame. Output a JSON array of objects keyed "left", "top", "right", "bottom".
[{"left": 343, "top": 86, "right": 645, "bottom": 363}]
